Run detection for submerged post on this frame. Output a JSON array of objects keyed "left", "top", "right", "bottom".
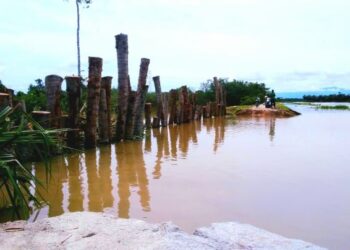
[
  {"left": 115, "top": 34, "right": 129, "bottom": 141},
  {"left": 31, "top": 111, "right": 51, "bottom": 128},
  {"left": 85, "top": 57, "right": 103, "bottom": 148},
  {"left": 101, "top": 76, "right": 113, "bottom": 142},
  {"left": 45, "top": 75, "right": 63, "bottom": 128},
  {"left": 125, "top": 91, "right": 136, "bottom": 139},
  {"left": 145, "top": 103, "right": 152, "bottom": 129},
  {"left": 99, "top": 88, "right": 109, "bottom": 143},
  {"left": 7, "top": 89, "right": 14, "bottom": 107},
  {"left": 66, "top": 76, "right": 81, "bottom": 147},
  {"left": 161, "top": 93, "right": 169, "bottom": 127},
  {"left": 0, "top": 93, "right": 10, "bottom": 108},
  {"left": 168, "top": 89, "right": 177, "bottom": 125}
]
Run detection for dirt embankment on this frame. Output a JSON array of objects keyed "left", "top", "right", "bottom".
[{"left": 227, "top": 104, "right": 300, "bottom": 118}]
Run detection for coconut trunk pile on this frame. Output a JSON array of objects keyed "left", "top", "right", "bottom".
[{"left": 0, "top": 33, "right": 226, "bottom": 149}]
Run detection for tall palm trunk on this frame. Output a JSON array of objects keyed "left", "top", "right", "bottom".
[
  {"left": 76, "top": 0, "right": 81, "bottom": 77},
  {"left": 115, "top": 34, "right": 129, "bottom": 141}
]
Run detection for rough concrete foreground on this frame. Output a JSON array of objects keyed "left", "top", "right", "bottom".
[{"left": 0, "top": 212, "right": 325, "bottom": 250}]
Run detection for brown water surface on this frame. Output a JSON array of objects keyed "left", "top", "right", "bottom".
[{"left": 3, "top": 104, "right": 350, "bottom": 249}]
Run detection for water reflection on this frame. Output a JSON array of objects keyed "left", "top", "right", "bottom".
[
  {"left": 269, "top": 117, "right": 276, "bottom": 141},
  {"left": 67, "top": 154, "right": 83, "bottom": 212},
  {"left": 3, "top": 109, "right": 349, "bottom": 249},
  {"left": 115, "top": 142, "right": 150, "bottom": 217},
  {"left": 27, "top": 117, "right": 228, "bottom": 220}
]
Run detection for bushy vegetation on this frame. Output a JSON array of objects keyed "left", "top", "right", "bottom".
[
  {"left": 197, "top": 78, "right": 269, "bottom": 106},
  {"left": 16, "top": 79, "right": 47, "bottom": 112},
  {"left": 0, "top": 105, "right": 66, "bottom": 218}
]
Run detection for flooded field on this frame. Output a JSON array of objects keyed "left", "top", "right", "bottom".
[{"left": 3, "top": 104, "right": 350, "bottom": 249}]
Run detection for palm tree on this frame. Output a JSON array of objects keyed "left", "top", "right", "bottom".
[{"left": 65, "top": 0, "right": 92, "bottom": 77}]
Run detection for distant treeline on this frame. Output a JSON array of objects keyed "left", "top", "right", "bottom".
[{"left": 302, "top": 93, "right": 350, "bottom": 102}]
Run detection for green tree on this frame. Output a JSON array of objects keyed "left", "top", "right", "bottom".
[
  {"left": 0, "top": 80, "right": 7, "bottom": 92},
  {"left": 16, "top": 79, "right": 47, "bottom": 112}
]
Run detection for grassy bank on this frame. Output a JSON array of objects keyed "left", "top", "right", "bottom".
[
  {"left": 226, "top": 103, "right": 291, "bottom": 115},
  {"left": 318, "top": 105, "right": 349, "bottom": 110}
]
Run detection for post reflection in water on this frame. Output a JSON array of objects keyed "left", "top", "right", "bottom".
[
  {"left": 269, "top": 117, "right": 276, "bottom": 141},
  {"left": 213, "top": 117, "right": 225, "bottom": 152},
  {"left": 115, "top": 142, "right": 150, "bottom": 218},
  {"left": 98, "top": 146, "right": 114, "bottom": 209},
  {"left": 32, "top": 118, "right": 227, "bottom": 221},
  {"left": 67, "top": 154, "right": 83, "bottom": 212},
  {"left": 35, "top": 156, "right": 68, "bottom": 217},
  {"left": 85, "top": 149, "right": 102, "bottom": 212}
]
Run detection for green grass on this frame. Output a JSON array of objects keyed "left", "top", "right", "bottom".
[
  {"left": 276, "top": 103, "right": 290, "bottom": 111},
  {"left": 318, "top": 105, "right": 349, "bottom": 110},
  {"left": 226, "top": 105, "right": 251, "bottom": 116}
]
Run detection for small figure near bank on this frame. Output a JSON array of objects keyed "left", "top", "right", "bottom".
[
  {"left": 265, "top": 96, "right": 272, "bottom": 108},
  {"left": 271, "top": 89, "right": 276, "bottom": 109},
  {"left": 255, "top": 96, "right": 260, "bottom": 107}
]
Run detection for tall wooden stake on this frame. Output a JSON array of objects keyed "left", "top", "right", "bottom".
[
  {"left": 101, "top": 76, "right": 113, "bottom": 141},
  {"left": 66, "top": 76, "right": 81, "bottom": 147},
  {"left": 99, "top": 88, "right": 109, "bottom": 143},
  {"left": 85, "top": 57, "right": 102, "bottom": 148},
  {"left": 115, "top": 34, "right": 129, "bottom": 141},
  {"left": 45, "top": 75, "right": 63, "bottom": 128}
]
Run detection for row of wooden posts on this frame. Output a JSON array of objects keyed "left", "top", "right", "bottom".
[{"left": 0, "top": 34, "right": 226, "bottom": 149}]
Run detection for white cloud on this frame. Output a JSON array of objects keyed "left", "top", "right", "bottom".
[{"left": 1, "top": 0, "right": 350, "bottom": 92}]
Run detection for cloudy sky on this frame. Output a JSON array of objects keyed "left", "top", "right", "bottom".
[{"left": 1, "top": 0, "right": 349, "bottom": 93}]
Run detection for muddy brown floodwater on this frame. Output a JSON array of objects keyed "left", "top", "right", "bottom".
[{"left": 2, "top": 104, "right": 350, "bottom": 249}]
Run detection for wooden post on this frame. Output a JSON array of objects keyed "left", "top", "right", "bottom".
[
  {"left": 182, "top": 86, "right": 190, "bottom": 123},
  {"left": 214, "top": 77, "right": 220, "bottom": 116},
  {"left": 152, "top": 117, "right": 160, "bottom": 128},
  {"left": 133, "top": 58, "right": 150, "bottom": 137},
  {"left": 160, "top": 93, "right": 168, "bottom": 127},
  {"left": 222, "top": 86, "right": 227, "bottom": 115},
  {"left": 202, "top": 106, "right": 208, "bottom": 118},
  {"left": 191, "top": 93, "right": 196, "bottom": 120},
  {"left": 0, "top": 93, "right": 10, "bottom": 108},
  {"left": 99, "top": 88, "right": 109, "bottom": 143},
  {"left": 66, "top": 76, "right": 81, "bottom": 147},
  {"left": 153, "top": 76, "right": 162, "bottom": 127},
  {"left": 6, "top": 89, "right": 14, "bottom": 107},
  {"left": 211, "top": 102, "right": 217, "bottom": 117},
  {"left": 45, "top": 75, "right": 63, "bottom": 128},
  {"left": 194, "top": 105, "right": 202, "bottom": 120},
  {"left": 125, "top": 91, "right": 136, "bottom": 139},
  {"left": 115, "top": 34, "right": 129, "bottom": 141},
  {"left": 101, "top": 76, "right": 113, "bottom": 141},
  {"left": 31, "top": 111, "right": 50, "bottom": 128},
  {"left": 144, "top": 103, "right": 152, "bottom": 129},
  {"left": 168, "top": 89, "right": 177, "bottom": 125},
  {"left": 85, "top": 57, "right": 103, "bottom": 148}
]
